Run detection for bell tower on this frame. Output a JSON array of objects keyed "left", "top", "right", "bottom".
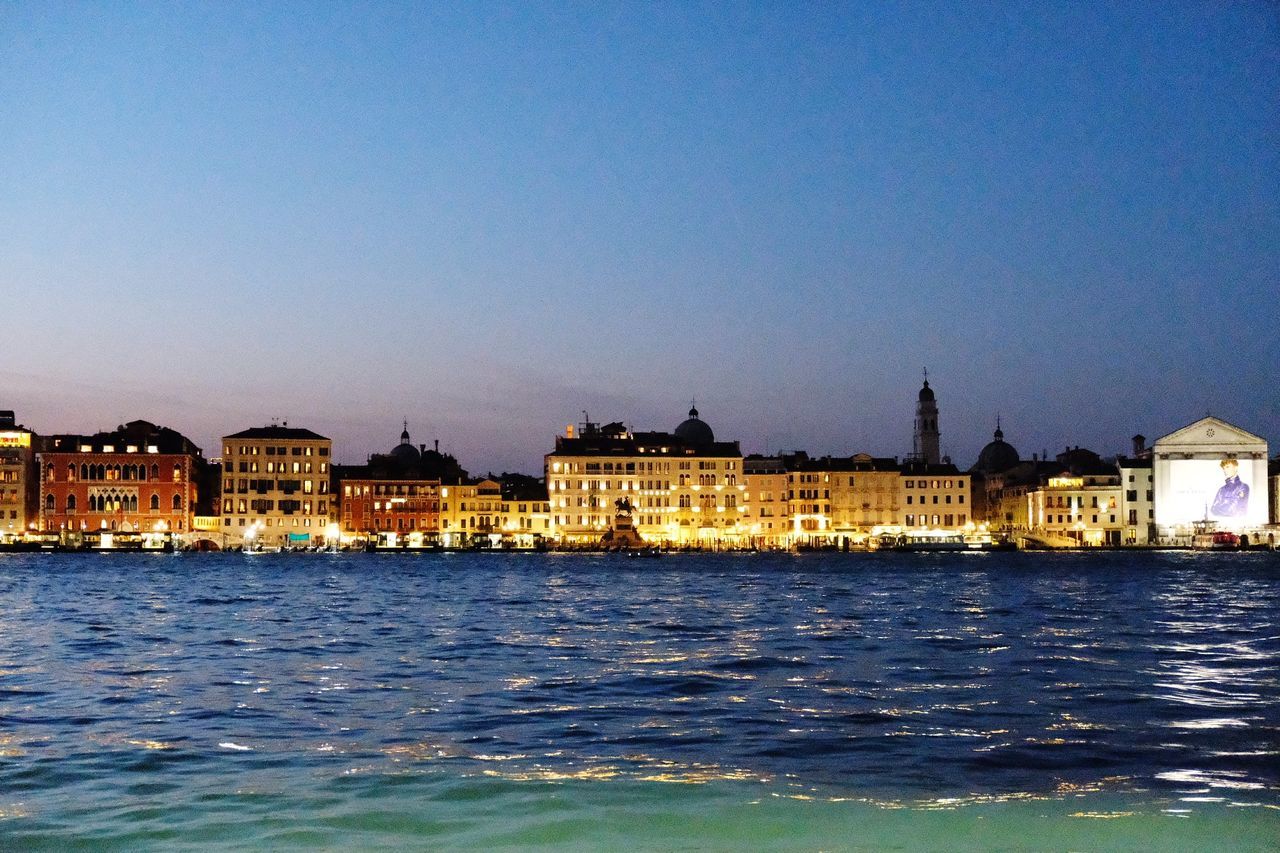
[{"left": 913, "top": 369, "right": 941, "bottom": 465}]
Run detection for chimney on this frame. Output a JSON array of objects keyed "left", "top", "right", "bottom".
[
  {"left": 434, "top": 439, "right": 440, "bottom": 453},
  {"left": 1132, "top": 434, "right": 1146, "bottom": 456}
]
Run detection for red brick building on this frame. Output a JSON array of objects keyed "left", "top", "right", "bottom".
[
  {"left": 39, "top": 420, "right": 204, "bottom": 535},
  {"left": 339, "top": 478, "right": 441, "bottom": 539},
  {"left": 333, "top": 424, "right": 463, "bottom": 542}
]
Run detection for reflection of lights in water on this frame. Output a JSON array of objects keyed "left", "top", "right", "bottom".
[{"left": 1156, "top": 770, "right": 1265, "bottom": 790}]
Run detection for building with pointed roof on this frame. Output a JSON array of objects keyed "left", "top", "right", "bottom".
[
  {"left": 1152, "top": 415, "right": 1269, "bottom": 538},
  {"left": 911, "top": 371, "right": 941, "bottom": 465}
]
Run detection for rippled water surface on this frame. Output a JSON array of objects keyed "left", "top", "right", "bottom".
[{"left": 1, "top": 551, "right": 1278, "bottom": 849}]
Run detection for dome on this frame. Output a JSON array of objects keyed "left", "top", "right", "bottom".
[
  {"left": 673, "top": 406, "right": 715, "bottom": 446},
  {"left": 390, "top": 421, "right": 420, "bottom": 464},
  {"left": 918, "top": 380, "right": 935, "bottom": 402},
  {"left": 389, "top": 442, "right": 420, "bottom": 464},
  {"left": 974, "top": 427, "right": 1019, "bottom": 474}
]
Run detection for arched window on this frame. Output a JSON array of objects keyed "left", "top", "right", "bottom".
[
  {"left": 80, "top": 463, "right": 89, "bottom": 481},
  {"left": 173, "top": 464, "right": 182, "bottom": 483},
  {"left": 172, "top": 494, "right": 182, "bottom": 511},
  {"left": 96, "top": 465, "right": 105, "bottom": 481},
  {"left": 45, "top": 494, "right": 55, "bottom": 510},
  {"left": 150, "top": 493, "right": 160, "bottom": 511},
  {"left": 138, "top": 465, "right": 147, "bottom": 481},
  {"left": 67, "top": 494, "right": 76, "bottom": 511},
  {"left": 68, "top": 464, "right": 76, "bottom": 481},
  {"left": 150, "top": 464, "right": 159, "bottom": 480}
]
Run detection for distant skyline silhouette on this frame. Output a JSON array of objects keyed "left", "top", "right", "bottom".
[{"left": 3, "top": 3, "right": 1277, "bottom": 473}]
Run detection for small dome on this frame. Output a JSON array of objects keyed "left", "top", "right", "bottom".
[
  {"left": 390, "top": 421, "right": 420, "bottom": 464},
  {"left": 918, "top": 380, "right": 935, "bottom": 402},
  {"left": 674, "top": 406, "right": 715, "bottom": 445},
  {"left": 974, "top": 428, "right": 1019, "bottom": 474},
  {"left": 389, "top": 442, "right": 420, "bottom": 464}
]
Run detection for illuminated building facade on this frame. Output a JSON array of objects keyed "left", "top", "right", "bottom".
[
  {"left": 545, "top": 409, "right": 748, "bottom": 546},
  {"left": 1152, "top": 416, "right": 1269, "bottom": 540},
  {"left": 340, "top": 478, "right": 441, "bottom": 542},
  {"left": 1025, "top": 448, "right": 1123, "bottom": 546},
  {"left": 899, "top": 461, "right": 969, "bottom": 531},
  {"left": 0, "top": 411, "right": 37, "bottom": 538},
  {"left": 221, "top": 425, "right": 332, "bottom": 546},
  {"left": 781, "top": 454, "right": 904, "bottom": 547},
  {"left": 438, "top": 478, "right": 550, "bottom": 547},
  {"left": 38, "top": 420, "right": 203, "bottom": 537},
  {"left": 743, "top": 456, "right": 790, "bottom": 548}
]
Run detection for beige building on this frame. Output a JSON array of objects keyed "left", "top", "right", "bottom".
[
  {"left": 439, "top": 478, "right": 552, "bottom": 548},
  {"left": 0, "top": 411, "right": 35, "bottom": 539},
  {"left": 900, "top": 461, "right": 970, "bottom": 531},
  {"left": 221, "top": 425, "right": 332, "bottom": 546},
  {"left": 545, "top": 409, "right": 748, "bottom": 547},
  {"left": 743, "top": 456, "right": 790, "bottom": 548},
  {"left": 1028, "top": 472, "right": 1123, "bottom": 546}
]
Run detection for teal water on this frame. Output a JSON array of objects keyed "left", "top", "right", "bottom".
[{"left": 1, "top": 551, "right": 1277, "bottom": 849}]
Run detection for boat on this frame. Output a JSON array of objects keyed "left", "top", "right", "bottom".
[{"left": 1190, "top": 517, "right": 1241, "bottom": 550}]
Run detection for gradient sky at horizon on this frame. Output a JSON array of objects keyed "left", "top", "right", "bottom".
[{"left": 3, "top": 2, "right": 1277, "bottom": 474}]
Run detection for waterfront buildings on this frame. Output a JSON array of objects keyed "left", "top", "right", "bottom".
[
  {"left": 6, "top": 379, "right": 1278, "bottom": 550},
  {"left": 37, "top": 421, "right": 204, "bottom": 541},
  {"left": 0, "top": 411, "right": 36, "bottom": 538},
  {"left": 220, "top": 425, "right": 332, "bottom": 547}
]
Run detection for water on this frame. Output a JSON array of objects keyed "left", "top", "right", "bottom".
[{"left": 1, "top": 551, "right": 1277, "bottom": 850}]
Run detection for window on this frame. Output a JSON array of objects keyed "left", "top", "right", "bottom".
[
  {"left": 173, "top": 494, "right": 183, "bottom": 511},
  {"left": 150, "top": 493, "right": 160, "bottom": 510}
]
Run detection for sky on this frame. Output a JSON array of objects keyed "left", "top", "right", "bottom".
[{"left": 2, "top": 2, "right": 1277, "bottom": 474}]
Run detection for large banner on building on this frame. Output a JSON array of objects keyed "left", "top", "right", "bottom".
[{"left": 1162, "top": 457, "right": 1265, "bottom": 527}]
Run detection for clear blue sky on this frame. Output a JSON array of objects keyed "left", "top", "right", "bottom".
[{"left": 3, "top": 2, "right": 1277, "bottom": 473}]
